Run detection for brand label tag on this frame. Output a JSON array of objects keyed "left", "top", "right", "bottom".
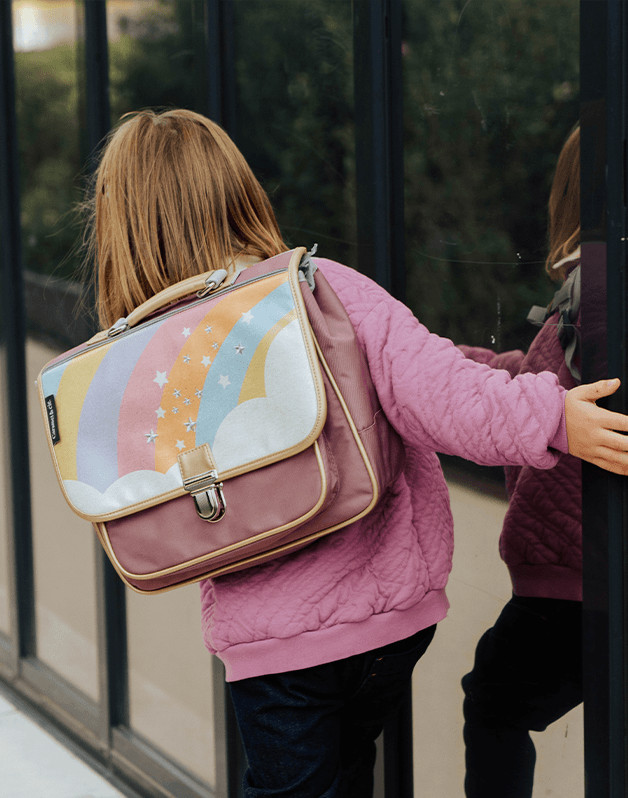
[{"left": 45, "top": 395, "right": 60, "bottom": 445}]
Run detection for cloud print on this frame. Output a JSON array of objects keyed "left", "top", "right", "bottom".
[
  {"left": 211, "top": 321, "right": 320, "bottom": 471},
  {"left": 64, "top": 462, "right": 183, "bottom": 518}
]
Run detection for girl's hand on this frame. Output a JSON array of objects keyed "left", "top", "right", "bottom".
[{"left": 565, "top": 379, "right": 628, "bottom": 474}]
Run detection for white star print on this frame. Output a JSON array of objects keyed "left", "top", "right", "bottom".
[
  {"left": 218, "top": 375, "right": 231, "bottom": 389},
  {"left": 205, "top": 325, "right": 212, "bottom": 334},
  {"left": 173, "top": 389, "right": 181, "bottom": 398},
  {"left": 172, "top": 407, "right": 179, "bottom": 414},
  {"left": 195, "top": 389, "right": 203, "bottom": 398},
  {"left": 234, "top": 344, "right": 245, "bottom": 355},
  {"left": 175, "top": 440, "right": 186, "bottom": 451},
  {"left": 183, "top": 355, "right": 191, "bottom": 364},
  {"left": 153, "top": 371, "right": 168, "bottom": 389},
  {"left": 183, "top": 397, "right": 191, "bottom": 405},
  {"left": 241, "top": 310, "right": 253, "bottom": 324},
  {"left": 182, "top": 327, "right": 191, "bottom": 338},
  {"left": 212, "top": 342, "right": 219, "bottom": 350},
  {"left": 201, "top": 355, "right": 211, "bottom": 367},
  {"left": 184, "top": 417, "right": 197, "bottom": 432},
  {"left": 155, "top": 407, "right": 166, "bottom": 419},
  {"left": 145, "top": 430, "right": 158, "bottom": 444}
]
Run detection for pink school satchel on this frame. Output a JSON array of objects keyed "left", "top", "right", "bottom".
[{"left": 37, "top": 247, "right": 404, "bottom": 594}]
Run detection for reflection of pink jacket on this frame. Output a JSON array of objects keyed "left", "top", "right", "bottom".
[
  {"left": 460, "top": 271, "right": 581, "bottom": 602},
  {"left": 200, "top": 259, "right": 570, "bottom": 681}
]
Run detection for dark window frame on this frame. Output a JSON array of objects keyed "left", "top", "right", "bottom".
[{"left": 581, "top": 2, "right": 628, "bottom": 797}]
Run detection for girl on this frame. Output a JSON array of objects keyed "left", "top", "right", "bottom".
[
  {"left": 460, "top": 126, "right": 585, "bottom": 798},
  {"left": 88, "top": 110, "right": 627, "bottom": 798}
]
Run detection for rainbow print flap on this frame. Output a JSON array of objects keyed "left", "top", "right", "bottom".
[{"left": 37, "top": 253, "right": 325, "bottom": 522}]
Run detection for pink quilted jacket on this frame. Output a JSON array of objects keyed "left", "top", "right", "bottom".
[
  {"left": 200, "top": 258, "right": 569, "bottom": 681},
  {"left": 459, "top": 270, "right": 581, "bottom": 601}
]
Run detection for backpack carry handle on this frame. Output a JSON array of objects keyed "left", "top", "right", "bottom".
[{"left": 106, "top": 269, "right": 229, "bottom": 338}]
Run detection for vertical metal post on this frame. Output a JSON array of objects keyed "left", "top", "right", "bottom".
[
  {"left": 205, "top": 3, "right": 245, "bottom": 793},
  {"left": 84, "top": 0, "right": 110, "bottom": 168},
  {"left": 211, "top": 663, "right": 246, "bottom": 798},
  {"left": 383, "top": 691, "right": 414, "bottom": 798},
  {"left": 205, "top": 0, "right": 235, "bottom": 134},
  {"left": 353, "top": 1, "right": 411, "bottom": 796},
  {"left": 81, "top": 0, "right": 129, "bottom": 743},
  {"left": 581, "top": 1, "right": 628, "bottom": 796},
  {"left": 603, "top": 5, "right": 628, "bottom": 793},
  {"left": 353, "top": 0, "right": 405, "bottom": 301},
  {"left": 0, "top": 0, "right": 35, "bottom": 669}
]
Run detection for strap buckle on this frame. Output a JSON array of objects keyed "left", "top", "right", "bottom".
[{"left": 197, "top": 269, "right": 229, "bottom": 299}]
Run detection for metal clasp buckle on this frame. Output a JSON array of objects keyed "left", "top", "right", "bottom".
[{"left": 183, "top": 469, "right": 227, "bottom": 522}]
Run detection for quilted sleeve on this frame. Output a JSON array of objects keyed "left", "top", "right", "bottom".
[
  {"left": 458, "top": 344, "right": 525, "bottom": 379},
  {"left": 318, "top": 261, "right": 566, "bottom": 470}
]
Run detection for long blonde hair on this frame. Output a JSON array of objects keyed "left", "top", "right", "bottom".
[
  {"left": 88, "top": 109, "right": 287, "bottom": 327},
  {"left": 545, "top": 125, "right": 580, "bottom": 280}
]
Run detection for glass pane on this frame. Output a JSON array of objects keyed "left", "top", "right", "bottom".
[
  {"left": 110, "top": 0, "right": 357, "bottom": 265},
  {"left": 27, "top": 342, "right": 99, "bottom": 699},
  {"left": 0, "top": 358, "right": 12, "bottom": 636},
  {"left": 13, "top": 1, "right": 83, "bottom": 284},
  {"left": 13, "top": 0, "right": 77, "bottom": 52},
  {"left": 232, "top": 0, "right": 356, "bottom": 266},
  {"left": 127, "top": 586, "right": 217, "bottom": 786},
  {"left": 412, "top": 479, "right": 583, "bottom": 795},
  {"left": 109, "top": 0, "right": 210, "bottom": 122},
  {"left": 14, "top": 0, "right": 99, "bottom": 700},
  {"left": 403, "top": 0, "right": 578, "bottom": 350},
  {"left": 403, "top": 0, "right": 582, "bottom": 794}
]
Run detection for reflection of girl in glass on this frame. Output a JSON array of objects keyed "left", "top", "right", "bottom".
[
  {"left": 89, "top": 112, "right": 621, "bottom": 797},
  {"left": 460, "top": 126, "right": 583, "bottom": 798}
]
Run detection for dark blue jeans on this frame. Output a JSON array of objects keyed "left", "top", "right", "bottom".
[
  {"left": 462, "top": 595, "right": 582, "bottom": 798},
  {"left": 228, "top": 624, "right": 436, "bottom": 798}
]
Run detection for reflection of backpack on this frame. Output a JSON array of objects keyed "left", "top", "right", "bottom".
[{"left": 527, "top": 264, "right": 581, "bottom": 381}]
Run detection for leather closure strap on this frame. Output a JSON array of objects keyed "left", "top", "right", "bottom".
[{"left": 178, "top": 444, "right": 226, "bottom": 522}]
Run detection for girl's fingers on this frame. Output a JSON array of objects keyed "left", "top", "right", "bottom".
[
  {"left": 565, "top": 380, "right": 628, "bottom": 470},
  {"left": 589, "top": 450, "right": 628, "bottom": 476},
  {"left": 597, "top": 408, "right": 628, "bottom": 433},
  {"left": 571, "top": 378, "right": 621, "bottom": 402}
]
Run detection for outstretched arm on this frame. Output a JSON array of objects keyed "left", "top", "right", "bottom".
[
  {"left": 566, "top": 379, "right": 628, "bottom": 474},
  {"left": 458, "top": 344, "right": 525, "bottom": 379}
]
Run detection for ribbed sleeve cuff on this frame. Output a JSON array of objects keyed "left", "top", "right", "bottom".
[{"left": 548, "top": 401, "right": 569, "bottom": 454}]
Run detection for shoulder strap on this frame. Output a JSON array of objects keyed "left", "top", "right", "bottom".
[{"left": 526, "top": 264, "right": 581, "bottom": 381}]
